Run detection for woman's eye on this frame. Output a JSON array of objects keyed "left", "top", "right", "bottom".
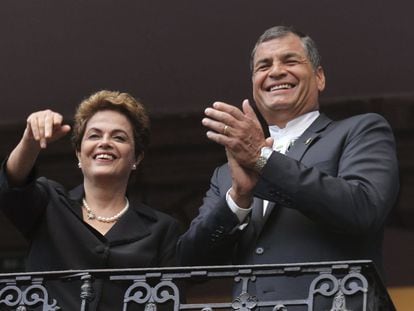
[
  {"left": 114, "top": 136, "right": 126, "bottom": 142},
  {"left": 88, "top": 134, "right": 100, "bottom": 139}
]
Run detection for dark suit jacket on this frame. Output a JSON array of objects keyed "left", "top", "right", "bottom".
[
  {"left": 177, "top": 113, "right": 399, "bottom": 302},
  {"left": 0, "top": 162, "right": 180, "bottom": 310}
]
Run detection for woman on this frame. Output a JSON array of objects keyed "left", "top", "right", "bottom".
[{"left": 0, "top": 90, "right": 180, "bottom": 310}]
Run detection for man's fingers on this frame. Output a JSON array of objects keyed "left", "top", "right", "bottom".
[
  {"left": 204, "top": 107, "right": 236, "bottom": 126},
  {"left": 242, "top": 99, "right": 259, "bottom": 122},
  {"left": 211, "top": 102, "right": 246, "bottom": 121},
  {"left": 265, "top": 137, "right": 274, "bottom": 148},
  {"left": 206, "top": 130, "right": 232, "bottom": 146},
  {"left": 204, "top": 101, "right": 255, "bottom": 135},
  {"left": 202, "top": 117, "right": 227, "bottom": 134}
]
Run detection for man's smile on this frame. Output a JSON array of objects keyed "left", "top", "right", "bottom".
[{"left": 267, "top": 83, "right": 296, "bottom": 92}]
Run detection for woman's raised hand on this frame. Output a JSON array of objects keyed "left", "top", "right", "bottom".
[{"left": 25, "top": 110, "right": 71, "bottom": 149}]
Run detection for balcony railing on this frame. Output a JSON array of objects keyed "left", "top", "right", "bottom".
[{"left": 0, "top": 260, "right": 394, "bottom": 311}]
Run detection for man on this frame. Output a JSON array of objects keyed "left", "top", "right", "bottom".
[{"left": 177, "top": 26, "right": 399, "bottom": 308}]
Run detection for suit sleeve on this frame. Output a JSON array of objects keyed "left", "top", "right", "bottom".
[
  {"left": 177, "top": 165, "right": 242, "bottom": 266},
  {"left": 255, "top": 113, "right": 399, "bottom": 235}
]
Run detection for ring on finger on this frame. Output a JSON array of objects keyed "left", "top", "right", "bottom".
[{"left": 223, "top": 125, "right": 229, "bottom": 135}]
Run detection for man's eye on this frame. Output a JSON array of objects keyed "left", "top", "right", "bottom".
[
  {"left": 255, "top": 65, "right": 269, "bottom": 72},
  {"left": 286, "top": 59, "right": 299, "bottom": 65}
]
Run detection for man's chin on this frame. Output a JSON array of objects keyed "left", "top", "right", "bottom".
[{"left": 260, "top": 101, "right": 295, "bottom": 112}]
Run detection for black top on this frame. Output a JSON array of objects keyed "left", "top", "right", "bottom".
[{"left": 0, "top": 160, "right": 180, "bottom": 310}]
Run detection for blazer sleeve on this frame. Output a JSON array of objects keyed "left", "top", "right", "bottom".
[
  {"left": 177, "top": 165, "right": 242, "bottom": 266},
  {"left": 255, "top": 113, "right": 399, "bottom": 235},
  {"left": 158, "top": 218, "right": 181, "bottom": 267},
  {"left": 0, "top": 159, "right": 48, "bottom": 238}
]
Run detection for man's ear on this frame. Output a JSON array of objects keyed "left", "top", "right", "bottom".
[{"left": 316, "top": 66, "right": 326, "bottom": 92}]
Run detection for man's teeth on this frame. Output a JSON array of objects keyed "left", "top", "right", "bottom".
[
  {"left": 270, "top": 84, "right": 293, "bottom": 91},
  {"left": 96, "top": 154, "right": 114, "bottom": 160}
]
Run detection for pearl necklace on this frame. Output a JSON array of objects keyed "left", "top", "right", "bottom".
[{"left": 82, "top": 197, "right": 129, "bottom": 223}]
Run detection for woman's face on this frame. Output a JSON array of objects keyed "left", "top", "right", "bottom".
[{"left": 77, "top": 110, "right": 138, "bottom": 183}]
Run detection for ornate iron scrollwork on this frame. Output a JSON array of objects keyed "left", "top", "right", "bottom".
[
  {"left": 330, "top": 291, "right": 348, "bottom": 311},
  {"left": 0, "top": 282, "right": 59, "bottom": 310},
  {"left": 232, "top": 292, "right": 258, "bottom": 311},
  {"left": 0, "top": 261, "right": 393, "bottom": 311},
  {"left": 308, "top": 271, "right": 368, "bottom": 311},
  {"left": 0, "top": 285, "right": 22, "bottom": 308},
  {"left": 123, "top": 279, "right": 179, "bottom": 310}
]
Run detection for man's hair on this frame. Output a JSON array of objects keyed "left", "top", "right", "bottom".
[
  {"left": 250, "top": 25, "right": 321, "bottom": 71},
  {"left": 72, "top": 90, "right": 150, "bottom": 157}
]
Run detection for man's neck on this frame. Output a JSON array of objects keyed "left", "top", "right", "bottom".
[{"left": 263, "top": 107, "right": 319, "bottom": 128}]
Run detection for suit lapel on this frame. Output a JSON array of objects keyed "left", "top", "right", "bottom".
[
  {"left": 263, "top": 201, "right": 275, "bottom": 224},
  {"left": 250, "top": 198, "right": 264, "bottom": 236},
  {"left": 253, "top": 114, "right": 333, "bottom": 236},
  {"left": 252, "top": 200, "right": 275, "bottom": 239},
  {"left": 286, "top": 114, "right": 332, "bottom": 161}
]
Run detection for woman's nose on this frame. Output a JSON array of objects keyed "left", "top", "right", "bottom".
[{"left": 98, "top": 135, "right": 112, "bottom": 148}]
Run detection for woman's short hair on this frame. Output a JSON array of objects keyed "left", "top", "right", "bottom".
[{"left": 72, "top": 90, "right": 150, "bottom": 157}]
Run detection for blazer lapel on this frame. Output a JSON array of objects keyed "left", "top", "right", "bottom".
[
  {"left": 286, "top": 113, "right": 332, "bottom": 161},
  {"left": 253, "top": 114, "right": 333, "bottom": 236},
  {"left": 68, "top": 186, "right": 153, "bottom": 244},
  {"left": 105, "top": 202, "right": 154, "bottom": 244}
]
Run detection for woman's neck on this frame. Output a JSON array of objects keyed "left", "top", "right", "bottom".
[{"left": 82, "top": 179, "right": 128, "bottom": 211}]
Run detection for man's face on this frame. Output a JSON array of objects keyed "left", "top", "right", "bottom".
[{"left": 251, "top": 33, "right": 325, "bottom": 126}]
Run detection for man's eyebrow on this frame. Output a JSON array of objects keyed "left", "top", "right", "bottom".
[
  {"left": 253, "top": 57, "right": 272, "bottom": 67},
  {"left": 281, "top": 51, "right": 304, "bottom": 59}
]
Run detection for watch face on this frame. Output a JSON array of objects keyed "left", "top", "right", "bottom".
[
  {"left": 261, "top": 147, "right": 273, "bottom": 158},
  {"left": 254, "top": 156, "right": 268, "bottom": 173}
]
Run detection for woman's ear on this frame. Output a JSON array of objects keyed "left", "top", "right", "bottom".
[
  {"left": 132, "top": 153, "right": 144, "bottom": 170},
  {"left": 76, "top": 151, "right": 81, "bottom": 168}
]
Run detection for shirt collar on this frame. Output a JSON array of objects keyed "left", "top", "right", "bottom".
[
  {"left": 268, "top": 111, "right": 320, "bottom": 153},
  {"left": 268, "top": 111, "right": 320, "bottom": 140}
]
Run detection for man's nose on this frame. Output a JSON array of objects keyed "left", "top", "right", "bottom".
[{"left": 268, "top": 62, "right": 287, "bottom": 78}]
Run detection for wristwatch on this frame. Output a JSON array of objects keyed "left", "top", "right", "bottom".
[{"left": 253, "top": 146, "right": 273, "bottom": 173}]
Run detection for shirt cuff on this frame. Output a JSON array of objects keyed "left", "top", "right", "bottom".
[{"left": 226, "top": 188, "right": 252, "bottom": 224}]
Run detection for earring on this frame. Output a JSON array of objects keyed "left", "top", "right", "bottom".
[
  {"left": 132, "top": 164, "right": 137, "bottom": 170},
  {"left": 78, "top": 162, "right": 82, "bottom": 168}
]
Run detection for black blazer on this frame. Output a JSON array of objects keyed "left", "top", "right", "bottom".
[
  {"left": 0, "top": 164, "right": 180, "bottom": 310},
  {"left": 177, "top": 113, "right": 399, "bottom": 301}
]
